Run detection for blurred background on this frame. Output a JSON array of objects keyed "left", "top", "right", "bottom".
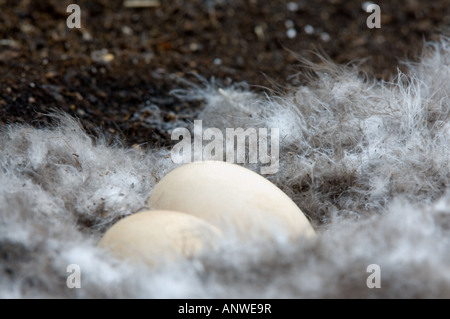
[{"left": 1, "top": 0, "right": 449, "bottom": 147}]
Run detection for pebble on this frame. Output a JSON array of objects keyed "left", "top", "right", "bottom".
[
  {"left": 304, "top": 25, "right": 314, "bottom": 35},
  {"left": 286, "top": 28, "right": 297, "bottom": 39},
  {"left": 285, "top": 19, "right": 294, "bottom": 29},
  {"left": 287, "top": 2, "right": 300, "bottom": 12},
  {"left": 320, "top": 32, "right": 331, "bottom": 42},
  {"left": 90, "top": 49, "right": 115, "bottom": 64},
  {"left": 362, "top": 1, "right": 374, "bottom": 11}
]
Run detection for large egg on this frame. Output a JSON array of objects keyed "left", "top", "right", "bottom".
[
  {"left": 147, "top": 161, "right": 316, "bottom": 240},
  {"left": 98, "top": 210, "right": 222, "bottom": 265}
]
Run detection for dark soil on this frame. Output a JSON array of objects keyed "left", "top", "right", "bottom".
[{"left": 1, "top": 0, "right": 449, "bottom": 147}]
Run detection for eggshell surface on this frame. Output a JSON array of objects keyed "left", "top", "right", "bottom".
[
  {"left": 98, "top": 210, "right": 222, "bottom": 265},
  {"left": 147, "top": 161, "right": 316, "bottom": 240}
]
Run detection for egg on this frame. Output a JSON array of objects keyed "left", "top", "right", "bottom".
[
  {"left": 147, "top": 161, "right": 316, "bottom": 241},
  {"left": 98, "top": 210, "right": 222, "bottom": 265}
]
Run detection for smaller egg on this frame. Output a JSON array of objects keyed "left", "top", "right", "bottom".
[
  {"left": 147, "top": 161, "right": 316, "bottom": 241},
  {"left": 98, "top": 210, "right": 222, "bottom": 266}
]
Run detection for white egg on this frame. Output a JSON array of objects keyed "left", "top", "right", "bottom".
[
  {"left": 147, "top": 161, "right": 316, "bottom": 241},
  {"left": 98, "top": 210, "right": 222, "bottom": 266}
]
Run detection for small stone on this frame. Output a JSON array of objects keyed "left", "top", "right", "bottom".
[
  {"left": 44, "top": 71, "right": 57, "bottom": 78},
  {"left": 287, "top": 2, "right": 299, "bottom": 12},
  {"left": 189, "top": 42, "right": 202, "bottom": 51},
  {"left": 286, "top": 28, "right": 297, "bottom": 39},
  {"left": 320, "top": 32, "right": 330, "bottom": 42},
  {"left": 254, "top": 25, "right": 265, "bottom": 42},
  {"left": 82, "top": 31, "right": 93, "bottom": 42},
  {"left": 91, "top": 49, "right": 115, "bottom": 64},
  {"left": 121, "top": 26, "right": 133, "bottom": 36},
  {"left": 304, "top": 25, "right": 314, "bottom": 35},
  {"left": 285, "top": 19, "right": 294, "bottom": 29},
  {"left": 362, "top": 1, "right": 374, "bottom": 11}
]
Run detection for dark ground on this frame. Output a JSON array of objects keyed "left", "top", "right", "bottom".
[{"left": 1, "top": 0, "right": 449, "bottom": 147}]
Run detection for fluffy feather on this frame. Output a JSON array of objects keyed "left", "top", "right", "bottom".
[{"left": 2, "top": 38, "right": 450, "bottom": 298}]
